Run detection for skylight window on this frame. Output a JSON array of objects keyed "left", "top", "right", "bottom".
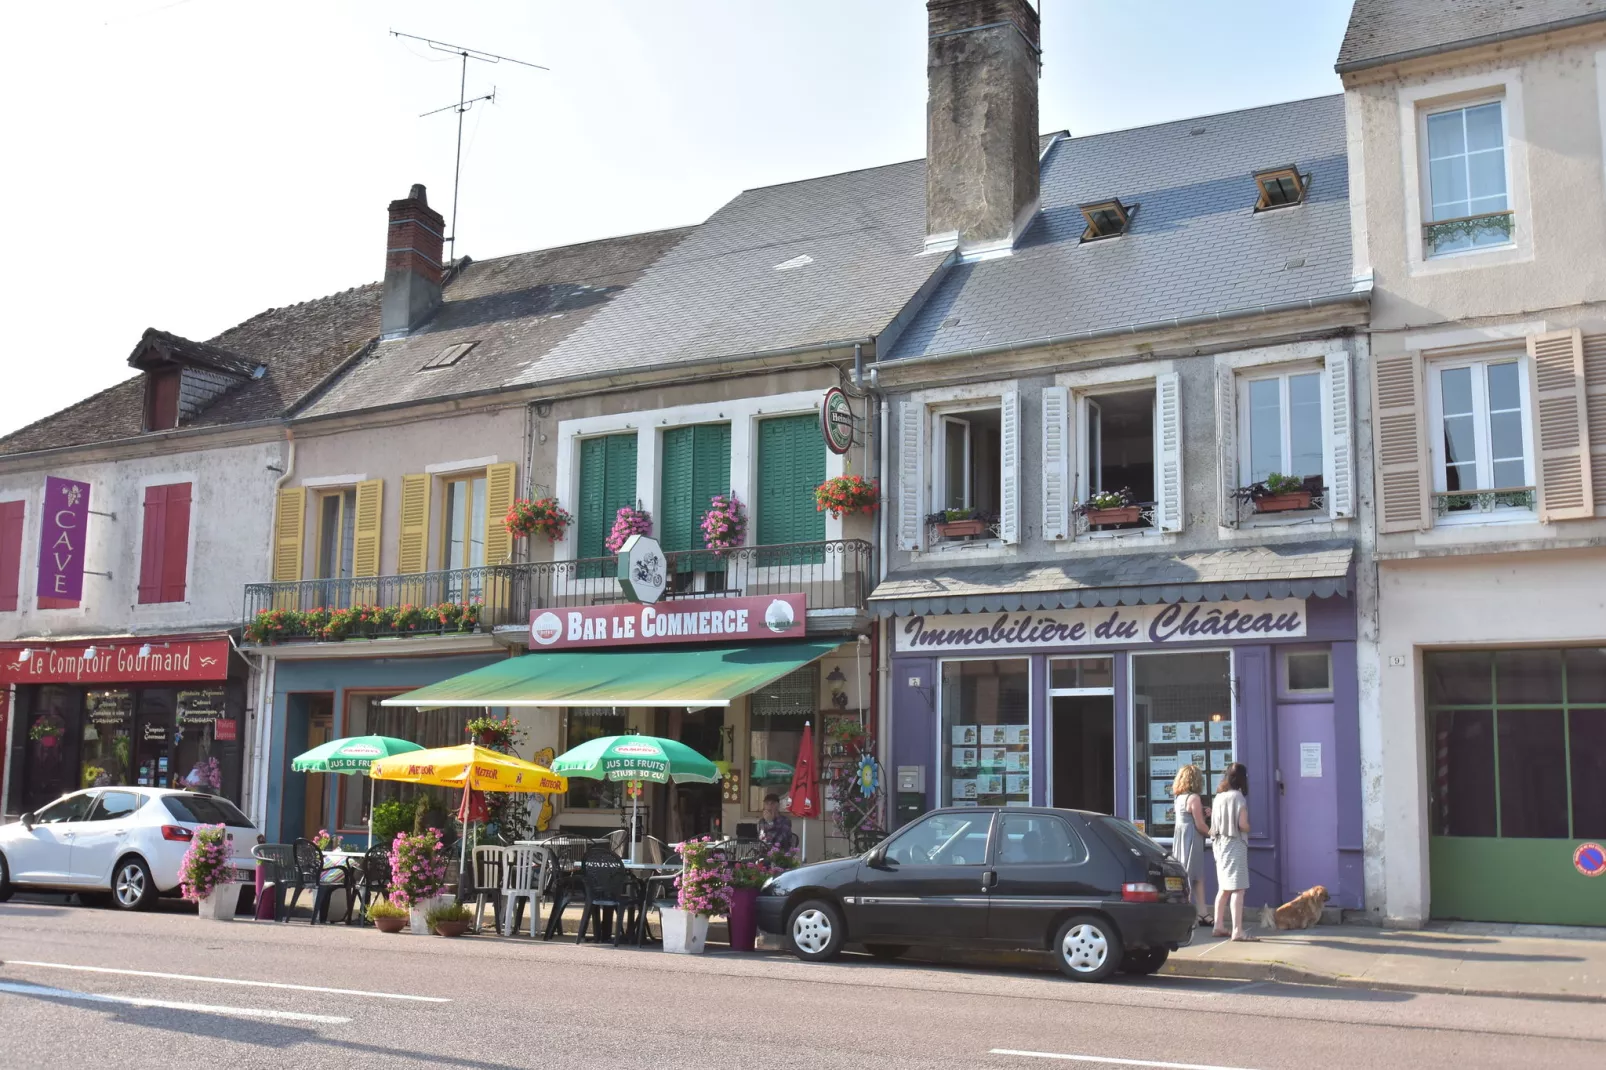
[
  {"left": 421, "top": 341, "right": 478, "bottom": 370},
  {"left": 1078, "top": 199, "right": 1134, "bottom": 241},
  {"left": 1254, "top": 166, "right": 1307, "bottom": 210}
]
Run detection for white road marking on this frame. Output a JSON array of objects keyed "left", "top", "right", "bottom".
[
  {"left": 0, "top": 980, "right": 351, "bottom": 1024},
  {"left": 4, "top": 960, "right": 449, "bottom": 1003},
  {"left": 990, "top": 1050, "right": 1261, "bottom": 1070}
]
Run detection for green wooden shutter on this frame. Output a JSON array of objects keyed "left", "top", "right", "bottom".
[
  {"left": 757, "top": 414, "right": 826, "bottom": 561},
  {"left": 661, "top": 426, "right": 696, "bottom": 554},
  {"left": 662, "top": 423, "right": 731, "bottom": 570},
  {"left": 578, "top": 433, "right": 637, "bottom": 577}
]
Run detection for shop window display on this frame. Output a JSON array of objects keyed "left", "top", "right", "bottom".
[
  {"left": 940, "top": 659, "right": 1030, "bottom": 807},
  {"left": 1131, "top": 652, "right": 1232, "bottom": 839},
  {"left": 81, "top": 690, "right": 133, "bottom": 788},
  {"left": 338, "top": 695, "right": 480, "bottom": 828},
  {"left": 563, "top": 708, "right": 627, "bottom": 810},
  {"left": 749, "top": 664, "right": 816, "bottom": 811}
]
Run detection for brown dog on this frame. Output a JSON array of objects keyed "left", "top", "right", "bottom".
[{"left": 1260, "top": 885, "right": 1330, "bottom": 931}]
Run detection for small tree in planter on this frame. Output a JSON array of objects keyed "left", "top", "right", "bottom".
[
  {"left": 179, "top": 823, "right": 236, "bottom": 920},
  {"left": 665, "top": 837, "right": 731, "bottom": 954},
  {"left": 505, "top": 497, "right": 572, "bottom": 543},
  {"left": 605, "top": 506, "right": 653, "bottom": 554},
  {"left": 1076, "top": 487, "right": 1140, "bottom": 527},
  {"left": 814, "top": 474, "right": 879, "bottom": 518},
  {"left": 389, "top": 829, "right": 450, "bottom": 934},
  {"left": 700, "top": 493, "right": 747, "bottom": 555}
]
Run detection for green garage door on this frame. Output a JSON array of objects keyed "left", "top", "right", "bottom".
[{"left": 1426, "top": 648, "right": 1606, "bottom": 925}]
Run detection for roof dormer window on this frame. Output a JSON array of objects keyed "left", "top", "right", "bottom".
[
  {"left": 421, "top": 341, "right": 478, "bottom": 370},
  {"left": 1079, "top": 199, "right": 1134, "bottom": 242},
  {"left": 145, "top": 368, "right": 180, "bottom": 432},
  {"left": 1254, "top": 166, "right": 1307, "bottom": 210}
]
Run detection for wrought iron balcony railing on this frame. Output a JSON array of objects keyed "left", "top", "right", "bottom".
[{"left": 242, "top": 539, "right": 874, "bottom": 643}]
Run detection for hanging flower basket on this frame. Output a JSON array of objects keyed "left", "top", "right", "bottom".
[
  {"left": 504, "top": 497, "right": 573, "bottom": 542},
  {"left": 605, "top": 506, "right": 653, "bottom": 554},
  {"left": 700, "top": 493, "right": 748, "bottom": 555},
  {"left": 814, "top": 475, "right": 879, "bottom": 518}
]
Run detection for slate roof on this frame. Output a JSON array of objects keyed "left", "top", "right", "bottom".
[
  {"left": 867, "top": 541, "right": 1354, "bottom": 616},
  {"left": 130, "top": 328, "right": 264, "bottom": 378},
  {"left": 884, "top": 95, "right": 1356, "bottom": 363},
  {"left": 507, "top": 159, "right": 946, "bottom": 388},
  {"left": 297, "top": 227, "right": 694, "bottom": 418},
  {"left": 1337, "top": 0, "right": 1606, "bottom": 72},
  {"left": 0, "top": 285, "right": 381, "bottom": 457}
]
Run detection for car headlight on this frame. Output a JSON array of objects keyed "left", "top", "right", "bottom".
[{"left": 761, "top": 875, "right": 778, "bottom": 892}]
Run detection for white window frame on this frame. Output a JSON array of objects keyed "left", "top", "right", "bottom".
[
  {"left": 1236, "top": 364, "right": 1325, "bottom": 486},
  {"left": 1075, "top": 384, "right": 1158, "bottom": 532},
  {"left": 930, "top": 399, "right": 1001, "bottom": 525},
  {"left": 1425, "top": 350, "right": 1537, "bottom": 525},
  {"left": 1420, "top": 97, "right": 1512, "bottom": 260}
]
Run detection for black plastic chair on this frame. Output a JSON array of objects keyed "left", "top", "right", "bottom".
[
  {"left": 348, "top": 844, "right": 392, "bottom": 925},
  {"left": 291, "top": 838, "right": 354, "bottom": 924},
  {"left": 541, "top": 840, "right": 593, "bottom": 940},
  {"left": 252, "top": 844, "right": 297, "bottom": 922},
  {"left": 574, "top": 844, "right": 643, "bottom": 946}
]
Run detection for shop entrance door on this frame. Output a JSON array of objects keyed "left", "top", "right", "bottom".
[
  {"left": 652, "top": 707, "right": 725, "bottom": 843},
  {"left": 302, "top": 702, "right": 333, "bottom": 842},
  {"left": 1051, "top": 696, "right": 1115, "bottom": 813},
  {"left": 1276, "top": 701, "right": 1338, "bottom": 899}
]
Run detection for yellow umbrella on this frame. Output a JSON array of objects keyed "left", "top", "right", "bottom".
[{"left": 369, "top": 744, "right": 567, "bottom": 794}]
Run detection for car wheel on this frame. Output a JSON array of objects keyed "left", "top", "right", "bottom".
[
  {"left": 863, "top": 943, "right": 909, "bottom": 961},
  {"left": 111, "top": 857, "right": 156, "bottom": 911},
  {"left": 787, "top": 899, "right": 845, "bottom": 962},
  {"left": 1054, "top": 914, "right": 1123, "bottom": 982},
  {"left": 0, "top": 852, "right": 12, "bottom": 903},
  {"left": 1120, "top": 947, "right": 1169, "bottom": 976}
]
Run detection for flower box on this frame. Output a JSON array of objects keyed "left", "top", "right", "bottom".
[
  {"left": 934, "top": 519, "right": 988, "bottom": 538},
  {"left": 1084, "top": 506, "right": 1141, "bottom": 526},
  {"left": 1253, "top": 492, "right": 1313, "bottom": 513},
  {"left": 197, "top": 883, "right": 240, "bottom": 921},
  {"left": 661, "top": 907, "right": 711, "bottom": 954}
]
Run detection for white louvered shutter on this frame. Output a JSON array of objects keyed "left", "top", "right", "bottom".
[
  {"left": 999, "top": 389, "right": 1021, "bottom": 544},
  {"left": 1154, "top": 372, "right": 1183, "bottom": 532},
  {"left": 1324, "top": 352, "right": 1356, "bottom": 518},
  {"left": 1529, "top": 329, "right": 1594, "bottom": 521},
  {"left": 1372, "top": 351, "right": 1429, "bottom": 533},
  {"left": 1041, "top": 387, "right": 1071, "bottom": 540},
  {"left": 1583, "top": 333, "right": 1606, "bottom": 516},
  {"left": 896, "top": 401, "right": 926, "bottom": 550},
  {"left": 1215, "top": 362, "right": 1239, "bottom": 528}
]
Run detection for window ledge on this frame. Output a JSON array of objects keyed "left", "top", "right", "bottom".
[
  {"left": 1432, "top": 509, "right": 1539, "bottom": 529},
  {"left": 911, "top": 539, "right": 1017, "bottom": 563},
  {"left": 1409, "top": 236, "right": 1530, "bottom": 277},
  {"left": 1058, "top": 528, "right": 1177, "bottom": 550},
  {"left": 1218, "top": 515, "right": 1349, "bottom": 540}
]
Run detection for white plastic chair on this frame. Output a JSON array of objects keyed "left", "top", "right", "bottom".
[
  {"left": 501, "top": 845, "right": 552, "bottom": 938},
  {"left": 470, "top": 845, "right": 509, "bottom": 934}
]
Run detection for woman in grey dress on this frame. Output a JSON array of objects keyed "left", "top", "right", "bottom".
[
  {"left": 1210, "top": 762, "right": 1257, "bottom": 941},
  {"left": 1170, "top": 764, "right": 1211, "bottom": 926}
]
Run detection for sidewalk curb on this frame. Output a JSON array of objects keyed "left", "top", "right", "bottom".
[{"left": 1161, "top": 956, "right": 1606, "bottom": 1005}]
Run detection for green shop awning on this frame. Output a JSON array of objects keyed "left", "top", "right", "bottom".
[{"left": 381, "top": 640, "right": 840, "bottom": 710}]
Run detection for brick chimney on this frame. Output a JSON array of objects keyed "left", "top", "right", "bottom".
[
  {"left": 925, "top": 0, "right": 1042, "bottom": 255},
  {"left": 381, "top": 183, "right": 445, "bottom": 337}
]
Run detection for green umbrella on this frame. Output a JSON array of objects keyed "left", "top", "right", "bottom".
[
  {"left": 751, "top": 759, "right": 794, "bottom": 783},
  {"left": 291, "top": 735, "right": 424, "bottom": 846},
  {"left": 551, "top": 734, "right": 718, "bottom": 859}
]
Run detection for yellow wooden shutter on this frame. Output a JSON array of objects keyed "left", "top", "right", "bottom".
[
  {"left": 483, "top": 462, "right": 517, "bottom": 565},
  {"left": 271, "top": 487, "right": 305, "bottom": 582},
  {"left": 1583, "top": 333, "right": 1606, "bottom": 516},
  {"left": 1373, "top": 351, "right": 1429, "bottom": 533},
  {"left": 398, "top": 474, "right": 430, "bottom": 574},
  {"left": 1530, "top": 329, "right": 1594, "bottom": 521},
  {"left": 352, "top": 479, "right": 384, "bottom": 577}
]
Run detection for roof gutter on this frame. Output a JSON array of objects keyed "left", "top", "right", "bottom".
[
  {"left": 873, "top": 286, "right": 1372, "bottom": 373},
  {"left": 1335, "top": 12, "right": 1606, "bottom": 73}
]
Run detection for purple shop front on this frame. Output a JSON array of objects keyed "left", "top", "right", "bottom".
[{"left": 886, "top": 595, "right": 1363, "bottom": 912}]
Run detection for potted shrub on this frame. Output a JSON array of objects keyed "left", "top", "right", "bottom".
[
  {"left": 1077, "top": 487, "right": 1140, "bottom": 527},
  {"left": 466, "top": 714, "right": 524, "bottom": 751},
  {"left": 1250, "top": 472, "right": 1315, "bottom": 513},
  {"left": 504, "top": 496, "right": 572, "bottom": 543},
  {"left": 179, "top": 823, "right": 237, "bottom": 921},
  {"left": 814, "top": 474, "right": 880, "bottom": 518},
  {"left": 389, "top": 829, "right": 450, "bottom": 934},
  {"left": 605, "top": 506, "right": 653, "bottom": 554},
  {"left": 727, "top": 859, "right": 769, "bottom": 953},
  {"left": 366, "top": 896, "right": 409, "bottom": 933},
  {"left": 926, "top": 508, "right": 992, "bottom": 539},
  {"left": 664, "top": 837, "right": 730, "bottom": 954},
  {"left": 700, "top": 492, "right": 748, "bottom": 555},
  {"left": 426, "top": 902, "right": 474, "bottom": 938}
]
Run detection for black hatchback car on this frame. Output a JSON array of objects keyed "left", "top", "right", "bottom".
[{"left": 757, "top": 806, "right": 1193, "bottom": 981}]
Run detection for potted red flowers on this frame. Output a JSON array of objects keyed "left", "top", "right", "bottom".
[
  {"left": 1077, "top": 488, "right": 1140, "bottom": 526},
  {"left": 504, "top": 497, "right": 572, "bottom": 542},
  {"left": 1250, "top": 473, "right": 1315, "bottom": 513},
  {"left": 814, "top": 474, "right": 879, "bottom": 518}
]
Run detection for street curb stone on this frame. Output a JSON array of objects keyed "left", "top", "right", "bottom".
[{"left": 1160, "top": 957, "right": 1606, "bottom": 1004}]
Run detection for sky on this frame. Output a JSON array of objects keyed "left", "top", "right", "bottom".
[{"left": 0, "top": 0, "right": 1356, "bottom": 439}]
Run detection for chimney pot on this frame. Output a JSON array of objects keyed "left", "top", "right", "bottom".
[{"left": 382, "top": 183, "right": 446, "bottom": 337}]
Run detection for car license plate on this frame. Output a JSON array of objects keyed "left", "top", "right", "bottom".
[
  {"left": 1165, "top": 876, "right": 1184, "bottom": 892},
  {"left": 229, "top": 867, "right": 255, "bottom": 883}
]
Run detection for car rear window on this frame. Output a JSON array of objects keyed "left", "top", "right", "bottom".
[
  {"left": 161, "top": 794, "right": 255, "bottom": 829},
  {"left": 1096, "top": 816, "right": 1169, "bottom": 862}
]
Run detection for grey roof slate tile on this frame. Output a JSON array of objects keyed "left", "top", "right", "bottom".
[
  {"left": 885, "top": 95, "right": 1355, "bottom": 362},
  {"left": 1336, "top": 0, "right": 1606, "bottom": 72}
]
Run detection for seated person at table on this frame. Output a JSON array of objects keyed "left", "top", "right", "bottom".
[{"left": 757, "top": 793, "right": 793, "bottom": 846}]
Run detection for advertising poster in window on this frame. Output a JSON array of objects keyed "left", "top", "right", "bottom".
[
  {"left": 1132, "top": 652, "right": 1232, "bottom": 840},
  {"left": 940, "top": 660, "right": 1029, "bottom": 807}
]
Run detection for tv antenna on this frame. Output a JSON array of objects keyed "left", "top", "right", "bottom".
[{"left": 391, "top": 30, "right": 548, "bottom": 263}]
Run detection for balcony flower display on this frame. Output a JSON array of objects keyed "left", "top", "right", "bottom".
[
  {"left": 814, "top": 474, "right": 879, "bottom": 518},
  {"left": 1076, "top": 487, "right": 1140, "bottom": 526},
  {"left": 504, "top": 497, "right": 572, "bottom": 543},
  {"left": 244, "top": 600, "right": 484, "bottom": 643},
  {"left": 605, "top": 505, "right": 653, "bottom": 554},
  {"left": 700, "top": 493, "right": 747, "bottom": 555}
]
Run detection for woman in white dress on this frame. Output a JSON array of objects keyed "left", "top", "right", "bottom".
[
  {"left": 1209, "top": 762, "right": 1257, "bottom": 941},
  {"left": 1170, "top": 764, "right": 1211, "bottom": 926}
]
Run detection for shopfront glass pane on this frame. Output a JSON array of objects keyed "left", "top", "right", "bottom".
[
  {"left": 748, "top": 664, "right": 815, "bottom": 811},
  {"left": 1494, "top": 649, "right": 1563, "bottom": 705},
  {"left": 345, "top": 696, "right": 479, "bottom": 823},
  {"left": 1424, "top": 651, "right": 1493, "bottom": 706},
  {"left": 1285, "top": 651, "right": 1332, "bottom": 693},
  {"left": 1570, "top": 710, "right": 1606, "bottom": 838},
  {"left": 1132, "top": 652, "right": 1231, "bottom": 839},
  {"left": 1430, "top": 709, "right": 1496, "bottom": 837},
  {"left": 23, "top": 686, "right": 79, "bottom": 811},
  {"left": 134, "top": 690, "right": 178, "bottom": 790},
  {"left": 1049, "top": 657, "right": 1112, "bottom": 691},
  {"left": 940, "top": 660, "right": 1030, "bottom": 808},
  {"left": 565, "top": 709, "right": 627, "bottom": 810},
  {"left": 1497, "top": 709, "right": 1568, "bottom": 838},
  {"left": 1565, "top": 648, "right": 1606, "bottom": 704},
  {"left": 81, "top": 690, "right": 133, "bottom": 788}
]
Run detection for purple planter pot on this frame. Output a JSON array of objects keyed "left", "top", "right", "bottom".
[{"left": 727, "top": 886, "right": 760, "bottom": 952}]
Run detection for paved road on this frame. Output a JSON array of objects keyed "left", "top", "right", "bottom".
[{"left": 3, "top": 895, "right": 1604, "bottom": 1069}]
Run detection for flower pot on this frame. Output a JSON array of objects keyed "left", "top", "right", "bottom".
[
  {"left": 935, "top": 519, "right": 988, "bottom": 538},
  {"left": 1084, "top": 505, "right": 1140, "bottom": 526},
  {"left": 727, "top": 887, "right": 760, "bottom": 952},
  {"left": 409, "top": 896, "right": 450, "bottom": 935},
  {"left": 197, "top": 883, "right": 240, "bottom": 921},
  {"left": 1254, "top": 492, "right": 1313, "bottom": 513},
  {"left": 434, "top": 921, "right": 470, "bottom": 938},
  {"left": 373, "top": 916, "right": 407, "bottom": 933},
  {"left": 660, "top": 907, "right": 711, "bottom": 954}
]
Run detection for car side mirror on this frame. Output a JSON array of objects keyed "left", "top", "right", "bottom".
[
  {"left": 867, "top": 844, "right": 889, "bottom": 868},
  {"left": 20, "top": 812, "right": 35, "bottom": 830}
]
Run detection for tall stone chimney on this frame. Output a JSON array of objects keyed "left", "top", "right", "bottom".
[
  {"left": 925, "top": 0, "right": 1042, "bottom": 254},
  {"left": 381, "top": 183, "right": 445, "bottom": 337}
]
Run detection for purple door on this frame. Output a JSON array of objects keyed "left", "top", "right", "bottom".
[{"left": 1276, "top": 702, "right": 1339, "bottom": 899}]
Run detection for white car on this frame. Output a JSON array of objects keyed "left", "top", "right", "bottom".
[{"left": 0, "top": 787, "right": 259, "bottom": 911}]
